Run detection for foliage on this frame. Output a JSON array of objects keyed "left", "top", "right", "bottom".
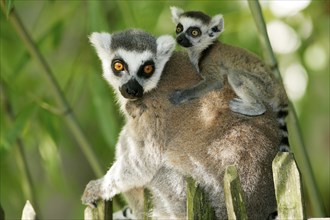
[{"left": 0, "top": 1, "right": 329, "bottom": 219}]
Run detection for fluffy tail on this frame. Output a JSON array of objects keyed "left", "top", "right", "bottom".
[{"left": 277, "top": 105, "right": 290, "bottom": 152}]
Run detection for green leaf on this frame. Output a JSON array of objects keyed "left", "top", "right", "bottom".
[
  {"left": 87, "top": 1, "right": 109, "bottom": 31},
  {"left": 5, "top": 0, "right": 14, "bottom": 16},
  {"left": 50, "top": 21, "right": 63, "bottom": 47},
  {"left": 38, "top": 106, "right": 60, "bottom": 143},
  {"left": 38, "top": 133, "right": 65, "bottom": 189},
  {"left": 89, "top": 72, "right": 122, "bottom": 149},
  {"left": 1, "top": 104, "right": 36, "bottom": 151}
]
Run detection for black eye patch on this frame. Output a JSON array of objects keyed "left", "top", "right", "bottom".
[
  {"left": 187, "top": 27, "right": 201, "bottom": 38},
  {"left": 176, "top": 23, "right": 184, "bottom": 34},
  {"left": 111, "top": 58, "right": 129, "bottom": 77}
]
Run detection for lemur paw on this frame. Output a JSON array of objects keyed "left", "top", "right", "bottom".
[
  {"left": 81, "top": 179, "right": 103, "bottom": 208},
  {"left": 229, "top": 98, "right": 266, "bottom": 116},
  {"left": 169, "top": 90, "right": 187, "bottom": 105}
]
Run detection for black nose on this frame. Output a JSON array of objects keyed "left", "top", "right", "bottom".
[
  {"left": 176, "top": 35, "right": 192, "bottom": 48},
  {"left": 120, "top": 79, "right": 144, "bottom": 99},
  {"left": 176, "top": 35, "right": 184, "bottom": 44}
]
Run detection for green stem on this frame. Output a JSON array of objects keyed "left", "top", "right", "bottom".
[
  {"left": 0, "top": 1, "right": 103, "bottom": 178},
  {"left": 247, "top": 1, "right": 281, "bottom": 81},
  {"left": 248, "top": 0, "right": 325, "bottom": 216}
]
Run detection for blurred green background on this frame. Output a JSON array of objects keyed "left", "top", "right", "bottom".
[{"left": 0, "top": 1, "right": 329, "bottom": 219}]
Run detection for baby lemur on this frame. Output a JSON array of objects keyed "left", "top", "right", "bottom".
[
  {"left": 82, "top": 29, "right": 280, "bottom": 219},
  {"left": 170, "top": 7, "right": 290, "bottom": 151}
]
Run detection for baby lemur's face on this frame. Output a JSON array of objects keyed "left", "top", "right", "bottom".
[
  {"left": 170, "top": 7, "right": 224, "bottom": 51},
  {"left": 89, "top": 29, "right": 175, "bottom": 101}
]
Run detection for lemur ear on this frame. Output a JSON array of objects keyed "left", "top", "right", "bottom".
[
  {"left": 156, "top": 35, "right": 176, "bottom": 60},
  {"left": 170, "top": 6, "right": 184, "bottom": 24},
  {"left": 208, "top": 14, "right": 224, "bottom": 39},
  {"left": 89, "top": 32, "right": 112, "bottom": 61}
]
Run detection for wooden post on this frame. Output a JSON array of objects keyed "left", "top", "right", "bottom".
[
  {"left": 84, "top": 206, "right": 99, "bottom": 220},
  {"left": 272, "top": 152, "right": 305, "bottom": 219},
  {"left": 104, "top": 201, "right": 113, "bottom": 220},
  {"left": 144, "top": 189, "right": 153, "bottom": 220},
  {"left": 186, "top": 177, "right": 216, "bottom": 220},
  {"left": 84, "top": 200, "right": 112, "bottom": 220},
  {"left": 223, "top": 165, "right": 248, "bottom": 220},
  {"left": 21, "top": 201, "right": 37, "bottom": 220}
]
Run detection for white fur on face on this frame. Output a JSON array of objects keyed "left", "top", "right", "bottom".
[
  {"left": 101, "top": 49, "right": 154, "bottom": 90},
  {"left": 101, "top": 47, "right": 172, "bottom": 107},
  {"left": 176, "top": 17, "right": 213, "bottom": 51}
]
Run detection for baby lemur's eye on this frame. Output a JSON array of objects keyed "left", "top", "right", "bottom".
[
  {"left": 112, "top": 60, "right": 125, "bottom": 72},
  {"left": 191, "top": 28, "right": 201, "bottom": 37},
  {"left": 144, "top": 64, "right": 154, "bottom": 74},
  {"left": 176, "top": 23, "right": 183, "bottom": 34}
]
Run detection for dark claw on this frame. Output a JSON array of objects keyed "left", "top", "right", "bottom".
[{"left": 92, "top": 201, "right": 98, "bottom": 208}]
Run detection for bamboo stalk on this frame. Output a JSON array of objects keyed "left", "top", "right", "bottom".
[
  {"left": 0, "top": 81, "right": 40, "bottom": 217},
  {"left": 0, "top": 0, "right": 116, "bottom": 219},
  {"left": 0, "top": 0, "right": 103, "bottom": 178},
  {"left": 0, "top": 2, "right": 117, "bottom": 215},
  {"left": 247, "top": 1, "right": 325, "bottom": 216}
]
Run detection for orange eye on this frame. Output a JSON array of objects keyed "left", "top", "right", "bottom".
[
  {"left": 144, "top": 64, "right": 154, "bottom": 74},
  {"left": 113, "top": 61, "right": 124, "bottom": 71}
]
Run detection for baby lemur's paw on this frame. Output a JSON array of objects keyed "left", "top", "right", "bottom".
[
  {"left": 229, "top": 98, "right": 266, "bottom": 116},
  {"left": 169, "top": 90, "right": 189, "bottom": 105},
  {"left": 81, "top": 178, "right": 104, "bottom": 208}
]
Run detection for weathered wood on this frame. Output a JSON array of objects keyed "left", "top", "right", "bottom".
[
  {"left": 81, "top": 155, "right": 308, "bottom": 220},
  {"left": 84, "top": 206, "right": 99, "bottom": 220},
  {"left": 144, "top": 189, "right": 153, "bottom": 220},
  {"left": 223, "top": 165, "right": 248, "bottom": 220},
  {"left": 21, "top": 200, "right": 37, "bottom": 220},
  {"left": 186, "top": 177, "right": 216, "bottom": 220},
  {"left": 104, "top": 201, "right": 113, "bottom": 220},
  {"left": 272, "top": 152, "right": 305, "bottom": 219},
  {"left": 84, "top": 200, "right": 112, "bottom": 220}
]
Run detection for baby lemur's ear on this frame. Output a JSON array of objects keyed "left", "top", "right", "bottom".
[
  {"left": 208, "top": 14, "right": 224, "bottom": 39},
  {"left": 170, "top": 6, "right": 184, "bottom": 24},
  {"left": 89, "top": 32, "right": 112, "bottom": 61},
  {"left": 156, "top": 35, "right": 176, "bottom": 61}
]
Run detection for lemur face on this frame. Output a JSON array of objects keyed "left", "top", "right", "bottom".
[
  {"left": 175, "top": 17, "right": 210, "bottom": 48},
  {"left": 89, "top": 29, "right": 175, "bottom": 100},
  {"left": 170, "top": 7, "right": 224, "bottom": 51}
]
